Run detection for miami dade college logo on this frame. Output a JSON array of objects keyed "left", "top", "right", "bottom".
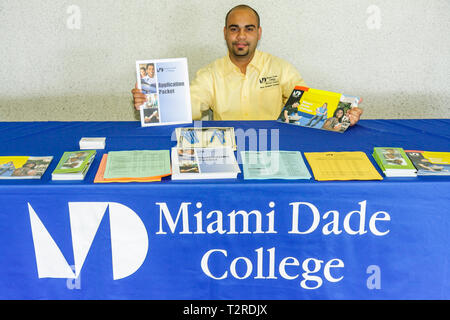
[{"left": 28, "top": 202, "right": 148, "bottom": 280}]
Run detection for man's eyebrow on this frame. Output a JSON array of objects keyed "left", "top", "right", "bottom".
[{"left": 227, "top": 24, "right": 257, "bottom": 29}]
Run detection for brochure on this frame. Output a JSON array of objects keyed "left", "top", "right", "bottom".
[
  {"left": 241, "top": 150, "right": 311, "bottom": 180},
  {"left": 52, "top": 150, "right": 96, "bottom": 180},
  {"left": 372, "top": 147, "right": 417, "bottom": 177},
  {"left": 304, "top": 151, "right": 383, "bottom": 181},
  {"left": 136, "top": 58, "right": 192, "bottom": 127},
  {"left": 277, "top": 86, "right": 361, "bottom": 133},
  {"left": 171, "top": 147, "right": 240, "bottom": 180},
  {"left": 0, "top": 156, "right": 53, "bottom": 179},
  {"left": 175, "top": 127, "right": 237, "bottom": 150},
  {"left": 404, "top": 150, "right": 450, "bottom": 175},
  {"left": 103, "top": 150, "right": 171, "bottom": 180}
]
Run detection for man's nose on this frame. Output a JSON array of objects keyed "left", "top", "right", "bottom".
[{"left": 237, "top": 29, "right": 246, "bottom": 39}]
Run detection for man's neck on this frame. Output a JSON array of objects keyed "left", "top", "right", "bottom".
[{"left": 229, "top": 51, "right": 256, "bottom": 74}]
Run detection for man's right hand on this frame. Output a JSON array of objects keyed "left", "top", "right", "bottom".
[{"left": 131, "top": 83, "right": 146, "bottom": 110}]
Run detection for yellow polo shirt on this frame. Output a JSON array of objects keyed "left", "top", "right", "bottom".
[{"left": 190, "top": 50, "right": 306, "bottom": 120}]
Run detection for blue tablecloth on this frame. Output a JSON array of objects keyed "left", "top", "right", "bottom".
[{"left": 0, "top": 120, "right": 449, "bottom": 299}]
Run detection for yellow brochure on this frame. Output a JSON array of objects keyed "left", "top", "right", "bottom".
[{"left": 304, "top": 151, "right": 383, "bottom": 181}]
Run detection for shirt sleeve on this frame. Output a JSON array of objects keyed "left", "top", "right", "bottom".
[
  {"left": 190, "top": 67, "right": 215, "bottom": 120},
  {"left": 280, "top": 62, "right": 307, "bottom": 105}
]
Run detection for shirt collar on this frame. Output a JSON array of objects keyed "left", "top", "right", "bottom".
[{"left": 224, "top": 49, "right": 263, "bottom": 76}]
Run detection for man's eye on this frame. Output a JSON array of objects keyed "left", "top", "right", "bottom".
[
  {"left": 230, "top": 27, "right": 238, "bottom": 32},
  {"left": 246, "top": 27, "right": 255, "bottom": 32}
]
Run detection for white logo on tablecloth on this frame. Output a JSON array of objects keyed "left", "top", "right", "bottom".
[{"left": 28, "top": 202, "right": 148, "bottom": 280}]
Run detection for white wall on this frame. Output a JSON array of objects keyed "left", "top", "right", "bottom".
[{"left": 1, "top": 0, "right": 449, "bottom": 121}]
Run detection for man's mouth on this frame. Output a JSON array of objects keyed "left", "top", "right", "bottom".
[{"left": 234, "top": 42, "right": 248, "bottom": 49}]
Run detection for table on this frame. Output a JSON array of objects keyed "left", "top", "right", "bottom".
[{"left": 0, "top": 120, "right": 449, "bottom": 299}]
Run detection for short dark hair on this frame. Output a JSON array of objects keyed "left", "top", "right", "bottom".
[{"left": 225, "top": 5, "right": 260, "bottom": 27}]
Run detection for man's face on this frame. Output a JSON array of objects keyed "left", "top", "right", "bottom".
[
  {"left": 147, "top": 65, "right": 155, "bottom": 78},
  {"left": 224, "top": 8, "right": 261, "bottom": 59}
]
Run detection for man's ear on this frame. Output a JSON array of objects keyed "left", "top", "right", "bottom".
[
  {"left": 223, "top": 26, "right": 227, "bottom": 40},
  {"left": 258, "top": 26, "right": 262, "bottom": 40}
]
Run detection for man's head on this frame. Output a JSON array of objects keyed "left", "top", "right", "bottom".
[
  {"left": 146, "top": 63, "right": 155, "bottom": 78},
  {"left": 224, "top": 5, "right": 262, "bottom": 60}
]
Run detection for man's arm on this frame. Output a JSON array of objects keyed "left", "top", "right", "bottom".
[
  {"left": 280, "top": 62, "right": 307, "bottom": 106},
  {"left": 190, "top": 67, "right": 215, "bottom": 120}
]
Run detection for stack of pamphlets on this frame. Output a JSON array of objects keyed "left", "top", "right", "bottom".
[
  {"left": 52, "top": 150, "right": 96, "bottom": 180},
  {"left": 79, "top": 137, "right": 106, "bottom": 150},
  {"left": 0, "top": 156, "right": 53, "bottom": 179},
  {"left": 175, "top": 127, "right": 237, "bottom": 150},
  {"left": 171, "top": 127, "right": 240, "bottom": 180},
  {"left": 304, "top": 151, "right": 383, "bottom": 181},
  {"left": 171, "top": 147, "right": 240, "bottom": 180},
  {"left": 94, "top": 150, "right": 171, "bottom": 183},
  {"left": 372, "top": 147, "right": 417, "bottom": 177},
  {"left": 277, "top": 86, "right": 362, "bottom": 133},
  {"left": 240, "top": 151, "right": 311, "bottom": 180},
  {"left": 405, "top": 150, "right": 450, "bottom": 175}
]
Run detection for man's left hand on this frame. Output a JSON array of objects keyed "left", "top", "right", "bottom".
[{"left": 348, "top": 107, "right": 363, "bottom": 126}]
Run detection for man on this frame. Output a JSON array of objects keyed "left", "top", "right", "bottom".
[{"left": 132, "top": 5, "right": 362, "bottom": 124}]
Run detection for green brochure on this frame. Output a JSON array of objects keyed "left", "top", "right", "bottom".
[
  {"left": 372, "top": 147, "right": 417, "bottom": 177},
  {"left": 241, "top": 150, "right": 311, "bottom": 180}
]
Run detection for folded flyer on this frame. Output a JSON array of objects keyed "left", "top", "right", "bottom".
[{"left": 277, "top": 86, "right": 362, "bottom": 133}]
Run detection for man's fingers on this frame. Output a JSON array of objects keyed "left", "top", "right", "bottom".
[{"left": 348, "top": 107, "right": 363, "bottom": 126}]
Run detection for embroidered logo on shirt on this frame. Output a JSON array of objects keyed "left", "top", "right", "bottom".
[{"left": 259, "top": 75, "right": 279, "bottom": 89}]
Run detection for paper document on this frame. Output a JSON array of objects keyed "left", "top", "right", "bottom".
[
  {"left": 103, "top": 150, "right": 171, "bottom": 179},
  {"left": 304, "top": 151, "right": 383, "bottom": 181},
  {"left": 241, "top": 151, "right": 311, "bottom": 180}
]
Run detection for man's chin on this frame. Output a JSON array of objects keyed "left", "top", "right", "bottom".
[{"left": 232, "top": 49, "right": 250, "bottom": 57}]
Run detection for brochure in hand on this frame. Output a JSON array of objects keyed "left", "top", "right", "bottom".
[
  {"left": 277, "top": 86, "right": 362, "bottom": 133},
  {"left": 171, "top": 147, "right": 240, "bottom": 180},
  {"left": 52, "top": 150, "right": 96, "bottom": 180},
  {"left": 241, "top": 150, "right": 311, "bottom": 180},
  {"left": 0, "top": 156, "right": 53, "bottom": 179},
  {"left": 136, "top": 58, "right": 192, "bottom": 127},
  {"left": 372, "top": 147, "right": 417, "bottom": 177},
  {"left": 404, "top": 150, "right": 450, "bottom": 175}
]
